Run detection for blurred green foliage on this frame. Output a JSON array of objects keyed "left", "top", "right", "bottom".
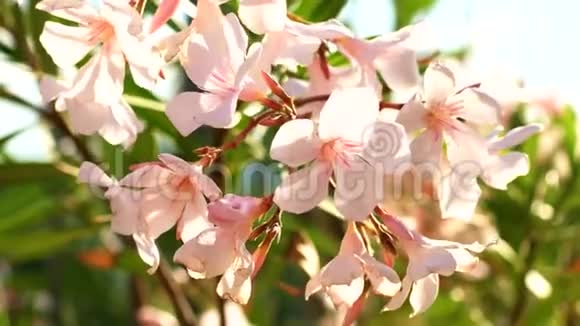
[{"left": 0, "top": 0, "right": 579, "bottom": 325}]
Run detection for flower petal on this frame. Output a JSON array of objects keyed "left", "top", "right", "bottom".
[
  {"left": 238, "top": 0, "right": 286, "bottom": 34},
  {"left": 140, "top": 189, "right": 184, "bottom": 239},
  {"left": 274, "top": 161, "right": 331, "bottom": 214},
  {"left": 66, "top": 100, "right": 109, "bottom": 135},
  {"left": 326, "top": 277, "right": 365, "bottom": 308},
  {"left": 78, "top": 161, "right": 114, "bottom": 187},
  {"left": 409, "top": 128, "right": 444, "bottom": 166},
  {"left": 318, "top": 87, "right": 379, "bottom": 142},
  {"left": 177, "top": 191, "right": 212, "bottom": 242},
  {"left": 488, "top": 123, "right": 543, "bottom": 152},
  {"left": 438, "top": 170, "right": 481, "bottom": 221},
  {"left": 383, "top": 275, "right": 412, "bottom": 311},
  {"left": 453, "top": 88, "right": 501, "bottom": 126},
  {"left": 133, "top": 232, "right": 160, "bottom": 274},
  {"left": 173, "top": 227, "right": 237, "bottom": 279},
  {"left": 39, "top": 22, "right": 94, "bottom": 68},
  {"left": 107, "top": 187, "right": 140, "bottom": 235},
  {"left": 424, "top": 62, "right": 455, "bottom": 106},
  {"left": 409, "top": 273, "right": 439, "bottom": 317},
  {"left": 361, "top": 254, "right": 401, "bottom": 297},
  {"left": 396, "top": 97, "right": 427, "bottom": 134},
  {"left": 334, "top": 162, "right": 380, "bottom": 221},
  {"left": 481, "top": 152, "right": 529, "bottom": 190},
  {"left": 373, "top": 46, "right": 419, "bottom": 91},
  {"left": 270, "top": 119, "right": 318, "bottom": 167},
  {"left": 36, "top": 0, "right": 99, "bottom": 23},
  {"left": 216, "top": 245, "right": 254, "bottom": 304}
]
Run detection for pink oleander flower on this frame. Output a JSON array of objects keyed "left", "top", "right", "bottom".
[
  {"left": 271, "top": 87, "right": 376, "bottom": 218},
  {"left": 438, "top": 123, "right": 543, "bottom": 219},
  {"left": 380, "top": 213, "right": 491, "bottom": 316},
  {"left": 395, "top": 62, "right": 509, "bottom": 220},
  {"left": 271, "top": 87, "right": 407, "bottom": 220},
  {"left": 283, "top": 55, "right": 379, "bottom": 119},
  {"left": 238, "top": 0, "right": 287, "bottom": 34},
  {"left": 40, "top": 77, "right": 143, "bottom": 148},
  {"left": 260, "top": 18, "right": 353, "bottom": 70},
  {"left": 333, "top": 22, "right": 428, "bottom": 91},
  {"left": 396, "top": 62, "right": 502, "bottom": 166},
  {"left": 37, "top": 0, "right": 160, "bottom": 90},
  {"left": 174, "top": 195, "right": 270, "bottom": 304},
  {"left": 305, "top": 223, "right": 401, "bottom": 308},
  {"left": 165, "top": 4, "right": 269, "bottom": 136},
  {"left": 270, "top": 88, "right": 406, "bottom": 220},
  {"left": 78, "top": 154, "right": 221, "bottom": 273}
]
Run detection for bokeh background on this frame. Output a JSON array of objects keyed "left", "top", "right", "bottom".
[{"left": 0, "top": 0, "right": 579, "bottom": 325}]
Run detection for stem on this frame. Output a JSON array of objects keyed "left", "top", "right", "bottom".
[
  {"left": 294, "top": 94, "right": 330, "bottom": 107},
  {"left": 293, "top": 94, "right": 404, "bottom": 110},
  {"left": 156, "top": 260, "right": 197, "bottom": 326},
  {"left": 221, "top": 111, "right": 274, "bottom": 152}
]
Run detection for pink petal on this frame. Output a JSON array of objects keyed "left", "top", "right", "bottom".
[
  {"left": 453, "top": 88, "right": 501, "bottom": 126},
  {"left": 423, "top": 62, "right": 455, "bottom": 106},
  {"left": 216, "top": 245, "right": 254, "bottom": 304},
  {"left": 360, "top": 254, "right": 401, "bottom": 297},
  {"left": 326, "top": 277, "right": 365, "bottom": 308},
  {"left": 66, "top": 45, "right": 125, "bottom": 105},
  {"left": 488, "top": 123, "right": 543, "bottom": 152},
  {"left": 270, "top": 119, "right": 318, "bottom": 167},
  {"left": 66, "top": 100, "right": 109, "bottom": 135},
  {"left": 373, "top": 46, "right": 419, "bottom": 91},
  {"left": 78, "top": 161, "right": 114, "bottom": 187},
  {"left": 318, "top": 87, "right": 379, "bottom": 143},
  {"left": 140, "top": 188, "right": 184, "bottom": 239},
  {"left": 39, "top": 22, "right": 94, "bottom": 68},
  {"left": 165, "top": 92, "right": 205, "bottom": 136},
  {"left": 223, "top": 13, "right": 249, "bottom": 72},
  {"left": 395, "top": 98, "right": 427, "bottom": 133},
  {"left": 437, "top": 171, "right": 481, "bottom": 221},
  {"left": 337, "top": 224, "right": 366, "bottom": 256},
  {"left": 177, "top": 191, "right": 212, "bottom": 242},
  {"left": 409, "top": 129, "right": 442, "bottom": 164},
  {"left": 36, "top": 0, "right": 99, "bottom": 23},
  {"left": 273, "top": 161, "right": 331, "bottom": 214},
  {"left": 133, "top": 232, "right": 161, "bottom": 274},
  {"left": 99, "top": 99, "right": 143, "bottom": 148},
  {"left": 39, "top": 77, "right": 68, "bottom": 105},
  {"left": 108, "top": 187, "right": 140, "bottom": 236},
  {"left": 149, "top": 0, "right": 180, "bottom": 33},
  {"left": 409, "top": 274, "right": 439, "bottom": 317},
  {"left": 120, "top": 164, "right": 171, "bottom": 188},
  {"left": 481, "top": 152, "right": 529, "bottom": 190},
  {"left": 334, "top": 162, "right": 380, "bottom": 221},
  {"left": 238, "top": 0, "right": 286, "bottom": 34},
  {"left": 383, "top": 276, "right": 412, "bottom": 311},
  {"left": 410, "top": 247, "right": 457, "bottom": 279},
  {"left": 173, "top": 227, "right": 237, "bottom": 279},
  {"left": 158, "top": 153, "right": 192, "bottom": 175}
]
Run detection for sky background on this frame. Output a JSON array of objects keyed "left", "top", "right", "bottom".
[{"left": 1, "top": 0, "right": 579, "bottom": 161}]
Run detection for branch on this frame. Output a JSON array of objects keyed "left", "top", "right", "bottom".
[
  {"left": 155, "top": 260, "right": 198, "bottom": 326},
  {"left": 294, "top": 94, "right": 404, "bottom": 110}
]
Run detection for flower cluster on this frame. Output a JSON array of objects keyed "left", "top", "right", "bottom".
[{"left": 37, "top": 0, "right": 542, "bottom": 322}]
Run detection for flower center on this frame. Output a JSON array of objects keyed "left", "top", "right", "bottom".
[
  {"left": 88, "top": 20, "right": 115, "bottom": 43},
  {"left": 424, "top": 100, "right": 463, "bottom": 133},
  {"left": 319, "top": 138, "right": 362, "bottom": 168}
]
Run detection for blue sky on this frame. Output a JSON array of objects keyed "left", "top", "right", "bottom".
[{"left": 2, "top": 0, "right": 579, "bottom": 161}]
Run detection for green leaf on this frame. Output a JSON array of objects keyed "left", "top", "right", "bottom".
[
  {"left": 292, "top": 0, "right": 348, "bottom": 22},
  {"left": 0, "top": 226, "right": 100, "bottom": 261},
  {"left": 0, "top": 184, "right": 58, "bottom": 232},
  {"left": 393, "top": 0, "right": 437, "bottom": 28},
  {"left": 0, "top": 163, "right": 71, "bottom": 184}
]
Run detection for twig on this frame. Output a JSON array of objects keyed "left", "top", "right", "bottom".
[
  {"left": 293, "top": 94, "right": 404, "bottom": 110},
  {"left": 156, "top": 260, "right": 198, "bottom": 326}
]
